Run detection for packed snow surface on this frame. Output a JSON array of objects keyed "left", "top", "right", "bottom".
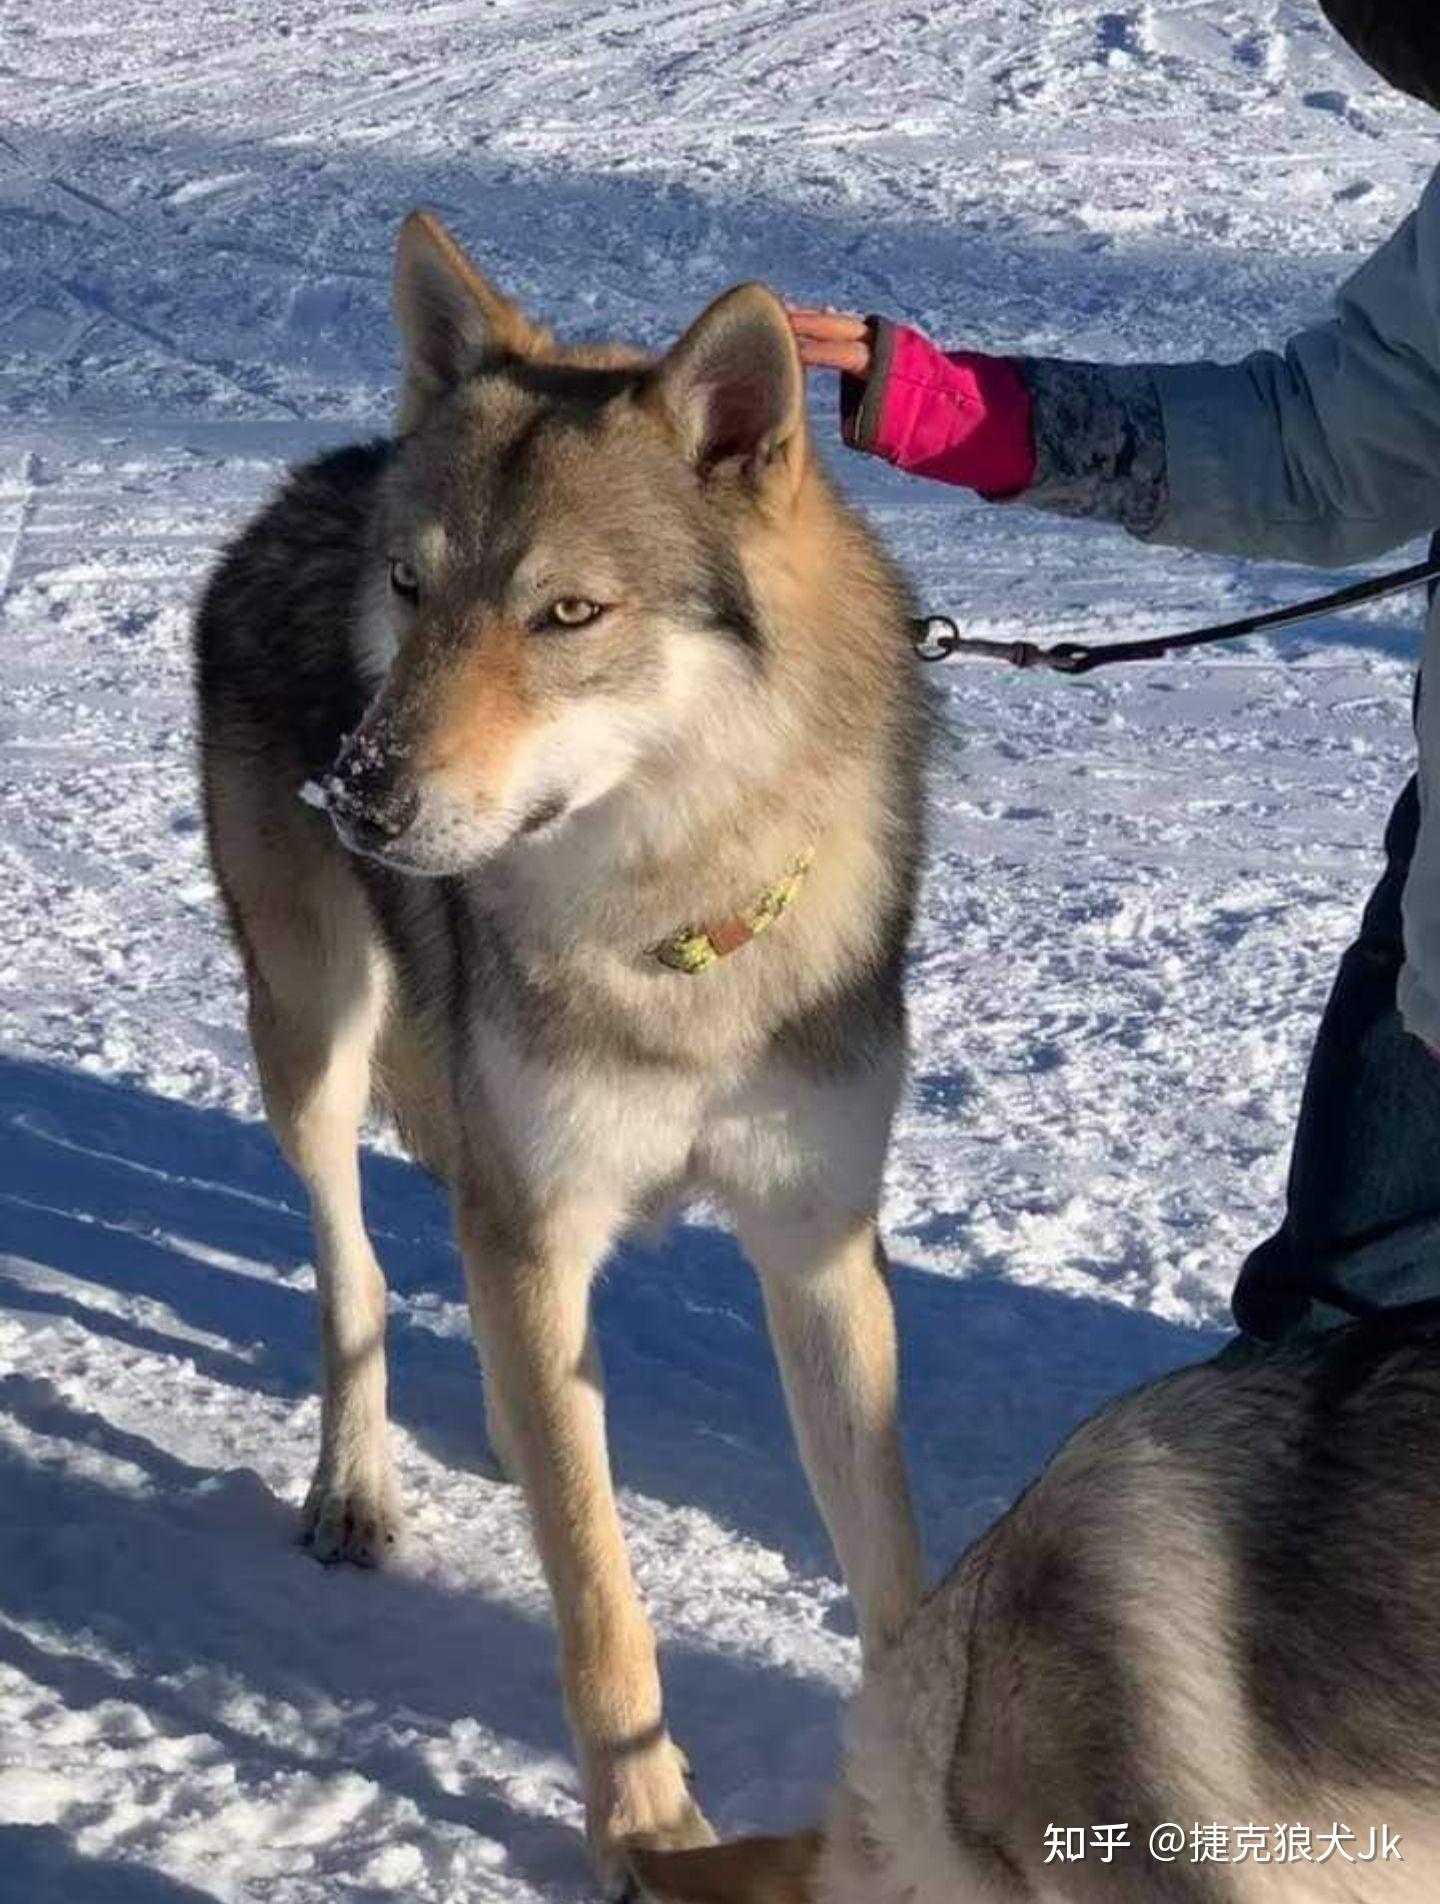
[{"left": 2, "top": 2, "right": 1436, "bottom": 1897}]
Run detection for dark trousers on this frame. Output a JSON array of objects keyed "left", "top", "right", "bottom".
[{"left": 1233, "top": 778, "right": 1440, "bottom": 1339}]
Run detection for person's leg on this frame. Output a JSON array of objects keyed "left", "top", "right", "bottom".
[{"left": 1233, "top": 777, "right": 1440, "bottom": 1340}]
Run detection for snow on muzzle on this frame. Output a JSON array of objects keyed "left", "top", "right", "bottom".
[{"left": 307, "top": 721, "right": 422, "bottom": 859}]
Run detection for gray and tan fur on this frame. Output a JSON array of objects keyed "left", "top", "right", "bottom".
[
  {"left": 196, "top": 209, "right": 930, "bottom": 1884},
  {"left": 637, "top": 1322, "right": 1440, "bottom": 1904}
]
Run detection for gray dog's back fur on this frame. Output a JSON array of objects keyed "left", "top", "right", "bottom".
[
  {"left": 853, "top": 1322, "right": 1440, "bottom": 1902},
  {"left": 640, "top": 1323, "right": 1440, "bottom": 1903}
]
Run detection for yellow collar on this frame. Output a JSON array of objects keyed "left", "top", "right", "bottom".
[{"left": 651, "top": 848, "right": 815, "bottom": 974}]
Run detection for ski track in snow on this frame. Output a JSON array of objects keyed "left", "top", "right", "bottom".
[{"left": 0, "top": 2, "right": 1434, "bottom": 1897}]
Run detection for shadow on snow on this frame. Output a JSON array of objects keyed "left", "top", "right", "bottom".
[{"left": 0, "top": 1054, "right": 1220, "bottom": 1886}]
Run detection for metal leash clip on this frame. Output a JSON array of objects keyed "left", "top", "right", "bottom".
[{"left": 911, "top": 615, "right": 964, "bottom": 662}]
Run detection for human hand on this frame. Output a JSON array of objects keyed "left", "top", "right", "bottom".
[
  {"left": 784, "top": 307, "right": 1035, "bottom": 498},
  {"left": 786, "top": 307, "right": 874, "bottom": 379}
]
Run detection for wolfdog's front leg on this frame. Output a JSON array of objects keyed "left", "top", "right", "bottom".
[
  {"left": 455, "top": 1193, "right": 714, "bottom": 1889},
  {"left": 244, "top": 919, "right": 398, "bottom": 1569},
  {"left": 736, "top": 1205, "right": 924, "bottom": 1655}
]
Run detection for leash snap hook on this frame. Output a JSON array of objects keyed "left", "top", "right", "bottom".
[{"left": 912, "top": 615, "right": 962, "bottom": 662}]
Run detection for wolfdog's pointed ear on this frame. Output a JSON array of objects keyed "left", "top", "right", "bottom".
[
  {"left": 630, "top": 1831, "right": 824, "bottom": 1904},
  {"left": 393, "top": 210, "right": 548, "bottom": 430},
  {"left": 654, "top": 284, "right": 807, "bottom": 495}
]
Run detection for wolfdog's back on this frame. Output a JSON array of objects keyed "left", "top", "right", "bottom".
[
  {"left": 195, "top": 442, "right": 392, "bottom": 793},
  {"left": 847, "top": 1323, "right": 1440, "bottom": 1904}
]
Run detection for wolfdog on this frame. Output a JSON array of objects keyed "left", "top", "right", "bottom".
[
  {"left": 195, "top": 210, "right": 929, "bottom": 1882},
  {"left": 636, "top": 1318, "right": 1440, "bottom": 1903}
]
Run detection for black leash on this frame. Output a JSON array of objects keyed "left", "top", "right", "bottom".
[{"left": 911, "top": 556, "right": 1440, "bottom": 675}]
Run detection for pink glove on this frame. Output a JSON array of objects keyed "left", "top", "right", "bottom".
[{"left": 841, "top": 320, "right": 1036, "bottom": 498}]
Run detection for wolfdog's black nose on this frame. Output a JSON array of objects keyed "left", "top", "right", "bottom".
[{"left": 327, "top": 783, "right": 419, "bottom": 853}]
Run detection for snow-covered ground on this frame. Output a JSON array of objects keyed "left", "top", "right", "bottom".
[{"left": 2, "top": 3, "right": 1436, "bottom": 1898}]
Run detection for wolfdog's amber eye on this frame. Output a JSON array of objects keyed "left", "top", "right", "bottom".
[
  {"left": 389, "top": 558, "right": 420, "bottom": 603},
  {"left": 544, "top": 598, "right": 605, "bottom": 630}
]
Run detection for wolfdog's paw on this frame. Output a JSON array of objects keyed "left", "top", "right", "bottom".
[
  {"left": 587, "top": 1740, "right": 715, "bottom": 1900},
  {"left": 301, "top": 1467, "right": 401, "bottom": 1568}
]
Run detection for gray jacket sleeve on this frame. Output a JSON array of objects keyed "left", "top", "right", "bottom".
[{"left": 1016, "top": 165, "right": 1440, "bottom": 566}]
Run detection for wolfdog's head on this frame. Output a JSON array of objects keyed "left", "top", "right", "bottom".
[{"left": 323, "top": 211, "right": 816, "bottom": 876}]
